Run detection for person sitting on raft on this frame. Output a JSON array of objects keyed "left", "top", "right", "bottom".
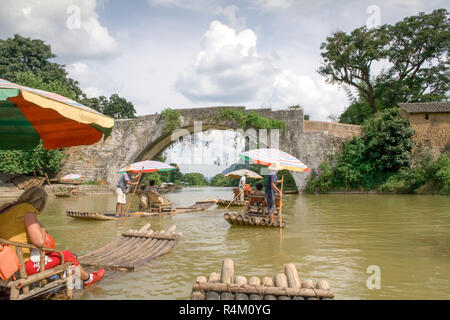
[
  {"left": 248, "top": 183, "right": 265, "bottom": 206},
  {"left": 144, "top": 180, "right": 165, "bottom": 204},
  {"left": 0, "top": 186, "right": 105, "bottom": 287}
]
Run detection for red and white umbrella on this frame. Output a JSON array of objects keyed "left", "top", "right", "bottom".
[
  {"left": 240, "top": 148, "right": 309, "bottom": 172},
  {"left": 117, "top": 160, "right": 175, "bottom": 174}
]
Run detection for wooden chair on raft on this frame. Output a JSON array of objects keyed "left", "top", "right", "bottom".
[
  {"left": 233, "top": 186, "right": 253, "bottom": 200},
  {"left": 246, "top": 194, "right": 282, "bottom": 216},
  {"left": 0, "top": 239, "right": 74, "bottom": 300},
  {"left": 145, "top": 191, "right": 173, "bottom": 213}
]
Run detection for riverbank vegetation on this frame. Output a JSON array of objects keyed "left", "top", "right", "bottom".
[{"left": 305, "top": 109, "right": 450, "bottom": 195}]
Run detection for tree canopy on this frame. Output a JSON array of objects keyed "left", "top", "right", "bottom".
[{"left": 319, "top": 9, "right": 449, "bottom": 124}]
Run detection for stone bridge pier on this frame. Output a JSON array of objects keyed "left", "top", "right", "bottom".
[{"left": 58, "top": 106, "right": 360, "bottom": 191}]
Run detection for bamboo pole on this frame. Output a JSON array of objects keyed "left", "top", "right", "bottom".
[
  {"left": 125, "top": 168, "right": 144, "bottom": 217},
  {"left": 225, "top": 189, "right": 244, "bottom": 209},
  {"left": 279, "top": 175, "right": 284, "bottom": 228}
]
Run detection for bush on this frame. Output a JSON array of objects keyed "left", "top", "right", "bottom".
[
  {"left": 0, "top": 140, "right": 65, "bottom": 176},
  {"left": 431, "top": 153, "right": 450, "bottom": 195}
]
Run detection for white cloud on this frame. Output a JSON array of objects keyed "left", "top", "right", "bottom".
[
  {"left": 0, "top": 0, "right": 118, "bottom": 61},
  {"left": 66, "top": 62, "right": 106, "bottom": 97},
  {"left": 175, "top": 20, "right": 278, "bottom": 104},
  {"left": 175, "top": 20, "right": 348, "bottom": 120}
]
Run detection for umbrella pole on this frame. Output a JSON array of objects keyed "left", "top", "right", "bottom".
[
  {"left": 279, "top": 175, "right": 284, "bottom": 228},
  {"left": 125, "top": 167, "right": 144, "bottom": 217},
  {"left": 225, "top": 189, "right": 244, "bottom": 210}
]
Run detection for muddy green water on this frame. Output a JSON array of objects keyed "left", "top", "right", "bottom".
[{"left": 1, "top": 187, "right": 449, "bottom": 300}]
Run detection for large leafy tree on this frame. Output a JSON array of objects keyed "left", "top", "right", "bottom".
[
  {"left": 319, "top": 9, "right": 449, "bottom": 123},
  {"left": 0, "top": 34, "right": 83, "bottom": 99}
]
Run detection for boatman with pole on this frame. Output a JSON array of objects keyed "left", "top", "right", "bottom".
[{"left": 115, "top": 167, "right": 140, "bottom": 217}]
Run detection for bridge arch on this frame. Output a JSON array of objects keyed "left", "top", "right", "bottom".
[{"left": 59, "top": 106, "right": 360, "bottom": 191}]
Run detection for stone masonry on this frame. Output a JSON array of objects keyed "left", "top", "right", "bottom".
[{"left": 58, "top": 106, "right": 361, "bottom": 191}]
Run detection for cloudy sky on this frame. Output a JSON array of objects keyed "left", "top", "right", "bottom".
[{"left": 1, "top": 0, "right": 448, "bottom": 176}]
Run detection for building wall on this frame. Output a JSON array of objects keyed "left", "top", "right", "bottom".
[
  {"left": 304, "top": 120, "right": 361, "bottom": 138},
  {"left": 401, "top": 111, "right": 450, "bottom": 159}
]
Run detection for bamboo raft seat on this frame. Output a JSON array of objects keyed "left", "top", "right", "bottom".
[
  {"left": 190, "top": 258, "right": 334, "bottom": 300},
  {"left": 77, "top": 223, "right": 182, "bottom": 272},
  {"left": 0, "top": 239, "right": 75, "bottom": 300}
]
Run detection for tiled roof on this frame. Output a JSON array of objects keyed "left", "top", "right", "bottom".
[{"left": 398, "top": 101, "right": 450, "bottom": 114}]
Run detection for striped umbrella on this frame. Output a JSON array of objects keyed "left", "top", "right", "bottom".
[
  {"left": 61, "top": 174, "right": 82, "bottom": 181},
  {"left": 117, "top": 160, "right": 176, "bottom": 174},
  {"left": 240, "top": 148, "right": 309, "bottom": 172},
  {"left": 0, "top": 78, "right": 114, "bottom": 150},
  {"left": 225, "top": 169, "right": 263, "bottom": 179}
]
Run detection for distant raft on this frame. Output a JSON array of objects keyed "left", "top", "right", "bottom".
[
  {"left": 223, "top": 212, "right": 286, "bottom": 228},
  {"left": 66, "top": 200, "right": 218, "bottom": 220},
  {"left": 216, "top": 199, "right": 247, "bottom": 207},
  {"left": 190, "top": 258, "right": 334, "bottom": 300},
  {"left": 66, "top": 211, "right": 157, "bottom": 220},
  {"left": 78, "top": 223, "right": 182, "bottom": 271}
]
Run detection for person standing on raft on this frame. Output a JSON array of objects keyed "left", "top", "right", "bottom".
[
  {"left": 265, "top": 162, "right": 282, "bottom": 222},
  {"left": 239, "top": 172, "right": 249, "bottom": 201},
  {"left": 0, "top": 186, "right": 105, "bottom": 287},
  {"left": 116, "top": 167, "right": 140, "bottom": 217}
]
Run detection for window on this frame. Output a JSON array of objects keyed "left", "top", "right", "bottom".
[{"left": 425, "top": 113, "right": 429, "bottom": 120}]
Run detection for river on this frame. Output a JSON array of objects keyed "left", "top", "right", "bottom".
[{"left": 1, "top": 187, "right": 449, "bottom": 300}]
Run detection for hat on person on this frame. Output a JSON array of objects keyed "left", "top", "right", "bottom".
[{"left": 268, "top": 162, "right": 283, "bottom": 171}]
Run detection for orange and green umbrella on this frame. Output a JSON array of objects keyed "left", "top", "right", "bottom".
[{"left": 0, "top": 78, "right": 114, "bottom": 150}]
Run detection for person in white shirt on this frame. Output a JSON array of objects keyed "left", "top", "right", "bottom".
[{"left": 239, "top": 173, "right": 248, "bottom": 201}]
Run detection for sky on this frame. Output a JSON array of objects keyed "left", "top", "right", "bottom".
[{"left": 1, "top": 0, "right": 448, "bottom": 177}]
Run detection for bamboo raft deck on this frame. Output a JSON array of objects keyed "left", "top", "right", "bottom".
[
  {"left": 191, "top": 258, "right": 334, "bottom": 300},
  {"left": 216, "top": 199, "right": 247, "bottom": 207},
  {"left": 224, "top": 194, "right": 285, "bottom": 228},
  {"left": 66, "top": 200, "right": 217, "bottom": 221},
  {"left": 78, "top": 223, "right": 182, "bottom": 272}
]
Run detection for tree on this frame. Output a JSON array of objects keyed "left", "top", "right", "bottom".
[
  {"left": 210, "top": 174, "right": 232, "bottom": 187},
  {"left": 0, "top": 34, "right": 83, "bottom": 99},
  {"left": 82, "top": 94, "right": 136, "bottom": 119},
  {"left": 319, "top": 9, "right": 449, "bottom": 121},
  {"left": 319, "top": 25, "right": 390, "bottom": 113}
]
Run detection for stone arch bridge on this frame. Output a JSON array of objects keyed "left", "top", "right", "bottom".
[{"left": 59, "top": 106, "right": 360, "bottom": 191}]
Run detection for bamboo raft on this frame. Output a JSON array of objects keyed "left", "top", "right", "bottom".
[
  {"left": 216, "top": 199, "right": 247, "bottom": 207},
  {"left": 66, "top": 200, "right": 217, "bottom": 221},
  {"left": 224, "top": 212, "right": 286, "bottom": 228},
  {"left": 190, "top": 258, "right": 334, "bottom": 300},
  {"left": 78, "top": 223, "right": 182, "bottom": 272}
]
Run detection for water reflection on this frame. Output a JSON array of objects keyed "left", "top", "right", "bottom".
[{"left": 1, "top": 188, "right": 449, "bottom": 299}]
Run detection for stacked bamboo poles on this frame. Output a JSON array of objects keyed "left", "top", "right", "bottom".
[
  {"left": 224, "top": 213, "right": 286, "bottom": 228},
  {"left": 190, "top": 258, "right": 333, "bottom": 300},
  {"left": 78, "top": 223, "right": 182, "bottom": 271}
]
